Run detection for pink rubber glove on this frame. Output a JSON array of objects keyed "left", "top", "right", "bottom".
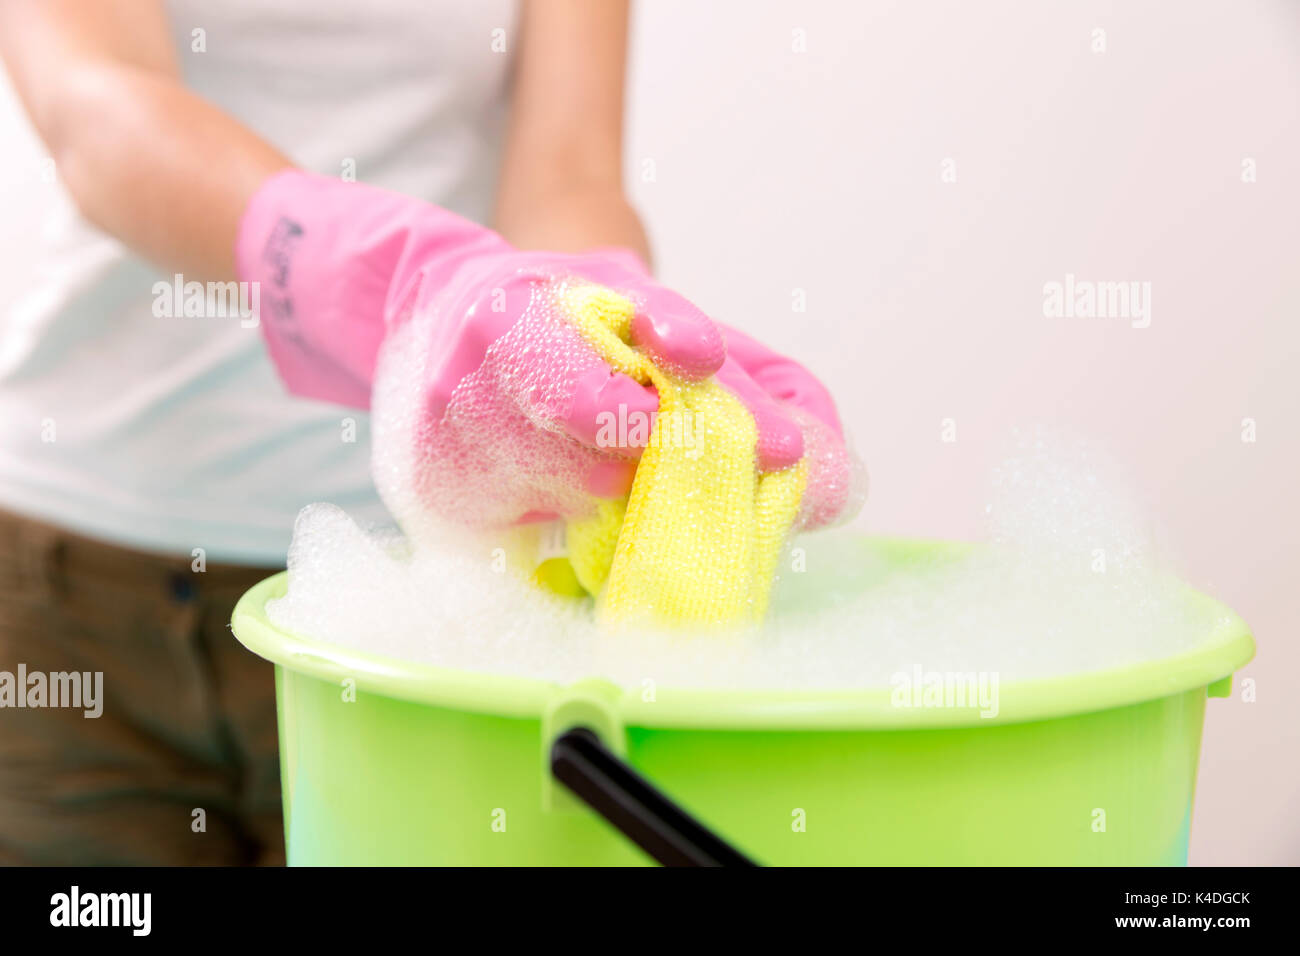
[
  {"left": 597, "top": 253, "right": 864, "bottom": 530},
  {"left": 715, "top": 326, "right": 862, "bottom": 529},
  {"left": 236, "top": 170, "right": 718, "bottom": 441},
  {"left": 236, "top": 170, "right": 861, "bottom": 529}
]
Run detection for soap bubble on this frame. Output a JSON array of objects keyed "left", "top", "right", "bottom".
[{"left": 267, "top": 427, "right": 1232, "bottom": 690}]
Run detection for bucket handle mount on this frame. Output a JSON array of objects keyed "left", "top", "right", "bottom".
[{"left": 549, "top": 727, "right": 757, "bottom": 867}]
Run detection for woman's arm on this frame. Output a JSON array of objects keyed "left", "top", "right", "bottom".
[
  {"left": 1, "top": 0, "right": 648, "bottom": 277},
  {"left": 493, "top": 0, "right": 651, "bottom": 265},
  {"left": 0, "top": 0, "right": 290, "bottom": 280}
]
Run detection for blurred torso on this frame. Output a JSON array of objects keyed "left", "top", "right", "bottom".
[{"left": 0, "top": 0, "right": 517, "bottom": 562}]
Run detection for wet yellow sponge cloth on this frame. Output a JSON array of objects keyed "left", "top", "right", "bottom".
[{"left": 559, "top": 283, "right": 807, "bottom": 628}]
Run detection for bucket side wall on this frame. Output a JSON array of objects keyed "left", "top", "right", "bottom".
[
  {"left": 624, "top": 690, "right": 1207, "bottom": 865},
  {"left": 274, "top": 665, "right": 1207, "bottom": 865}
]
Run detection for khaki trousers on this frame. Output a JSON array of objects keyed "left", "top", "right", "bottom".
[{"left": 0, "top": 506, "right": 283, "bottom": 865}]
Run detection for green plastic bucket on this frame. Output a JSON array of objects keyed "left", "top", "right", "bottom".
[{"left": 230, "top": 536, "right": 1254, "bottom": 866}]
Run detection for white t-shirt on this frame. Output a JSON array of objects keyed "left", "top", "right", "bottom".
[{"left": 0, "top": 0, "right": 518, "bottom": 564}]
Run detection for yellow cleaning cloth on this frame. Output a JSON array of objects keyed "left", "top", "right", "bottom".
[{"left": 556, "top": 283, "right": 807, "bottom": 628}]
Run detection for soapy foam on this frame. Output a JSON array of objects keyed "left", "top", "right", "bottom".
[
  {"left": 370, "top": 273, "right": 613, "bottom": 548},
  {"left": 266, "top": 429, "right": 1233, "bottom": 690}
]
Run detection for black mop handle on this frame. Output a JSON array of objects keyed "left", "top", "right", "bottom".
[{"left": 549, "top": 726, "right": 758, "bottom": 867}]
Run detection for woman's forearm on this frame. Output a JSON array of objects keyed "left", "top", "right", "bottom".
[
  {"left": 492, "top": 0, "right": 650, "bottom": 266},
  {"left": 494, "top": 183, "right": 651, "bottom": 265},
  {"left": 29, "top": 57, "right": 648, "bottom": 279},
  {"left": 0, "top": 0, "right": 289, "bottom": 281},
  {"left": 3, "top": 0, "right": 647, "bottom": 285},
  {"left": 29, "top": 63, "right": 291, "bottom": 280}
]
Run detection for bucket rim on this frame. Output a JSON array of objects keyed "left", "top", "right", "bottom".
[{"left": 230, "top": 552, "right": 1255, "bottom": 731}]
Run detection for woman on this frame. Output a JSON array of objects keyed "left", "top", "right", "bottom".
[{"left": 0, "top": 0, "right": 849, "bottom": 864}]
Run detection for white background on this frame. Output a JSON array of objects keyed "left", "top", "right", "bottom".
[{"left": 624, "top": 0, "right": 1299, "bottom": 865}]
